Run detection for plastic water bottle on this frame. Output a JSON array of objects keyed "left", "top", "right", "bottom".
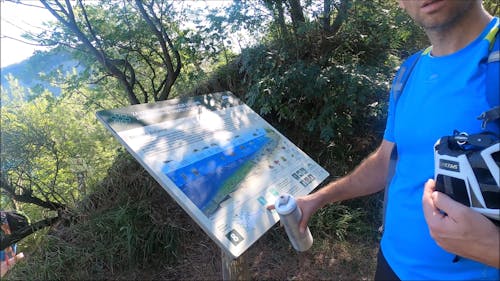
[{"left": 274, "top": 194, "right": 313, "bottom": 252}]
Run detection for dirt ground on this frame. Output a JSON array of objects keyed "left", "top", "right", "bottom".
[
  {"left": 130, "top": 196, "right": 379, "bottom": 281},
  {"left": 141, "top": 227, "right": 378, "bottom": 280},
  {"left": 102, "top": 170, "right": 381, "bottom": 281}
]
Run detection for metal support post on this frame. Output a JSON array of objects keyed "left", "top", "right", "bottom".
[{"left": 221, "top": 248, "right": 249, "bottom": 280}]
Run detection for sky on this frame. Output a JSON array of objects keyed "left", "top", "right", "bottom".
[
  {"left": 1, "top": 1, "right": 53, "bottom": 68},
  {"left": 0, "top": 1, "right": 233, "bottom": 68}
]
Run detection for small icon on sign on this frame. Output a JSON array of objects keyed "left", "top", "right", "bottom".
[
  {"left": 257, "top": 196, "right": 267, "bottom": 205},
  {"left": 226, "top": 229, "right": 244, "bottom": 246}
]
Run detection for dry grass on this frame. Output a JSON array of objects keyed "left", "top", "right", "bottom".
[
  {"left": 5, "top": 152, "right": 379, "bottom": 280},
  {"left": 134, "top": 210, "right": 379, "bottom": 280}
]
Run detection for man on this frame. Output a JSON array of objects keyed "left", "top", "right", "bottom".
[
  {"left": 290, "top": 1, "right": 499, "bottom": 279},
  {"left": 0, "top": 212, "right": 15, "bottom": 262}
]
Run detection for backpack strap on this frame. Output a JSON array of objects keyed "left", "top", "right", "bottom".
[
  {"left": 380, "top": 50, "right": 425, "bottom": 232},
  {"left": 478, "top": 19, "right": 500, "bottom": 129},
  {"left": 479, "top": 106, "right": 500, "bottom": 129},
  {"left": 390, "top": 49, "right": 426, "bottom": 101}
]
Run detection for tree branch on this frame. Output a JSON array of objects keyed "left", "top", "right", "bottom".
[
  {"left": 0, "top": 35, "right": 55, "bottom": 47},
  {"left": 39, "top": 0, "right": 141, "bottom": 104},
  {"left": 0, "top": 173, "right": 65, "bottom": 211},
  {"left": 135, "top": 0, "right": 181, "bottom": 101},
  {"left": 77, "top": 0, "right": 104, "bottom": 51}
]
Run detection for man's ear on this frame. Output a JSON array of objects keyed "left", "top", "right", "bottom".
[{"left": 398, "top": 0, "right": 405, "bottom": 9}]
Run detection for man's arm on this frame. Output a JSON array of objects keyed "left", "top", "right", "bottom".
[
  {"left": 294, "top": 139, "right": 394, "bottom": 232},
  {"left": 1, "top": 221, "right": 15, "bottom": 263},
  {"left": 422, "top": 179, "right": 500, "bottom": 268}
]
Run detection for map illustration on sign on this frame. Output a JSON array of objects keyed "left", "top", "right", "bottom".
[
  {"left": 162, "top": 127, "right": 278, "bottom": 218},
  {"left": 96, "top": 92, "right": 329, "bottom": 258}
]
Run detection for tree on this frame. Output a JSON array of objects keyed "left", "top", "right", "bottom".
[
  {"left": 321, "top": 0, "right": 350, "bottom": 36},
  {"left": 11, "top": 0, "right": 183, "bottom": 105},
  {"left": 1, "top": 82, "right": 119, "bottom": 249},
  {"left": 259, "top": 0, "right": 351, "bottom": 38}
]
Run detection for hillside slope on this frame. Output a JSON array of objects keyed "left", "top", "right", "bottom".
[
  {"left": 4, "top": 152, "right": 379, "bottom": 280},
  {"left": 1, "top": 48, "right": 80, "bottom": 99}
]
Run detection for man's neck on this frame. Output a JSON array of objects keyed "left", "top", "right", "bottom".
[{"left": 426, "top": 9, "right": 492, "bottom": 56}]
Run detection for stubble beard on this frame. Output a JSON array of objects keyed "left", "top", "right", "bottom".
[{"left": 416, "top": 2, "right": 473, "bottom": 33}]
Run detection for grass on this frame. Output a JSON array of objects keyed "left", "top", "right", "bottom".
[
  {"left": 5, "top": 153, "right": 186, "bottom": 280},
  {"left": 5, "top": 150, "right": 381, "bottom": 280},
  {"left": 7, "top": 203, "right": 184, "bottom": 280}
]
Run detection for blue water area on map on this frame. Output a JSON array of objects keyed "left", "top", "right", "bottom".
[{"left": 164, "top": 135, "right": 270, "bottom": 214}]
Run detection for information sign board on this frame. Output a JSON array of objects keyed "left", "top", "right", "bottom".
[{"left": 96, "top": 92, "right": 329, "bottom": 258}]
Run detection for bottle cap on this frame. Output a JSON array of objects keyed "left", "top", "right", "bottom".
[{"left": 274, "top": 194, "right": 296, "bottom": 215}]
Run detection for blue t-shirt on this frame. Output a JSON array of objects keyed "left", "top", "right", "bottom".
[{"left": 382, "top": 17, "right": 500, "bottom": 280}]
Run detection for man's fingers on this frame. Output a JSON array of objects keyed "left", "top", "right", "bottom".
[
  {"left": 423, "top": 179, "right": 464, "bottom": 227},
  {"left": 268, "top": 196, "right": 312, "bottom": 234},
  {"left": 422, "top": 179, "right": 440, "bottom": 218},
  {"left": 298, "top": 220, "right": 307, "bottom": 234},
  {"left": 431, "top": 189, "right": 468, "bottom": 224}
]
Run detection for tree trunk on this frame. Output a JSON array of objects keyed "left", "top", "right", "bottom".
[
  {"left": 287, "top": 0, "right": 305, "bottom": 32},
  {"left": 323, "top": 0, "right": 332, "bottom": 33},
  {"left": 275, "top": 0, "right": 288, "bottom": 38},
  {"left": 329, "top": 0, "right": 350, "bottom": 36}
]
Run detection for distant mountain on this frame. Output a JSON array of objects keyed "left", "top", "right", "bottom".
[{"left": 1, "top": 48, "right": 81, "bottom": 101}]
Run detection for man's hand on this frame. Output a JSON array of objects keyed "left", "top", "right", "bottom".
[
  {"left": 422, "top": 179, "right": 500, "bottom": 268},
  {"left": 267, "top": 193, "right": 322, "bottom": 233}
]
